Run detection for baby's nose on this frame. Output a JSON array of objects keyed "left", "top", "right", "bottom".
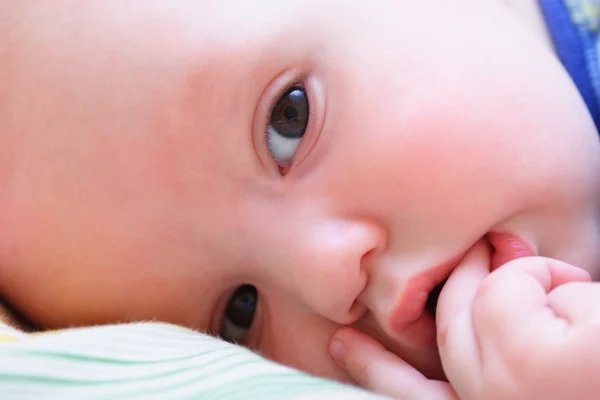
[{"left": 286, "top": 219, "right": 385, "bottom": 325}]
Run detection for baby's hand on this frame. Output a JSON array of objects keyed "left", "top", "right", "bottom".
[
  {"left": 330, "top": 328, "right": 457, "bottom": 399},
  {"left": 437, "top": 242, "right": 598, "bottom": 400}
]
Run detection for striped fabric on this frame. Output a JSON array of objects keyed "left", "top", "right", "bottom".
[{"left": 0, "top": 322, "right": 384, "bottom": 400}]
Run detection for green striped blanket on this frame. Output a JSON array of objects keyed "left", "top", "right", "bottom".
[{"left": 0, "top": 322, "right": 385, "bottom": 399}]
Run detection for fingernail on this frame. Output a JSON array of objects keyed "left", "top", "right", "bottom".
[{"left": 329, "top": 340, "right": 347, "bottom": 367}]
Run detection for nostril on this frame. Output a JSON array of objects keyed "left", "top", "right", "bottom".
[
  {"left": 359, "top": 248, "right": 377, "bottom": 281},
  {"left": 346, "top": 299, "right": 368, "bottom": 324},
  {"left": 425, "top": 279, "right": 447, "bottom": 318}
]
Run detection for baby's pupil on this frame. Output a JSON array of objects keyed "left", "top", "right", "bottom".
[
  {"left": 284, "top": 106, "right": 299, "bottom": 121},
  {"left": 269, "top": 87, "right": 308, "bottom": 138},
  {"left": 225, "top": 284, "right": 257, "bottom": 328}
]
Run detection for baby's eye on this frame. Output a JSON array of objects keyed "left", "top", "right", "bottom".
[
  {"left": 267, "top": 87, "right": 309, "bottom": 168},
  {"left": 220, "top": 284, "right": 258, "bottom": 344}
]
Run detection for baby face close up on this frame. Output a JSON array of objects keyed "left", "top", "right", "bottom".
[{"left": 1, "top": 0, "right": 599, "bottom": 384}]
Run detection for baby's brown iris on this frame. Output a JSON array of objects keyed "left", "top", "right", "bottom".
[{"left": 269, "top": 87, "right": 309, "bottom": 138}]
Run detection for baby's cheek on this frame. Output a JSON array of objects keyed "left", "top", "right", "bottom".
[{"left": 256, "top": 302, "right": 352, "bottom": 383}]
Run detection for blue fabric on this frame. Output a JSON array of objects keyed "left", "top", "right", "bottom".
[{"left": 539, "top": 0, "right": 600, "bottom": 131}]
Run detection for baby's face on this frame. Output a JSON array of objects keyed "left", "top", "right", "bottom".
[{"left": 2, "top": 0, "right": 600, "bottom": 383}]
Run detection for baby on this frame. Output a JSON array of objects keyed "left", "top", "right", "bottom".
[{"left": 1, "top": 0, "right": 600, "bottom": 398}]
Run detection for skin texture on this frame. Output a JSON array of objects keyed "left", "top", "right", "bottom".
[{"left": 0, "top": 0, "right": 600, "bottom": 391}]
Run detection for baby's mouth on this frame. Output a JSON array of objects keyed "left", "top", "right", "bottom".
[
  {"left": 424, "top": 279, "right": 447, "bottom": 318},
  {"left": 423, "top": 233, "right": 536, "bottom": 319},
  {"left": 387, "top": 252, "right": 466, "bottom": 348}
]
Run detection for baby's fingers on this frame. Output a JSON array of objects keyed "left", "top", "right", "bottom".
[
  {"left": 435, "top": 240, "right": 491, "bottom": 387},
  {"left": 436, "top": 245, "right": 591, "bottom": 399},
  {"left": 548, "top": 282, "right": 600, "bottom": 328},
  {"left": 470, "top": 257, "right": 591, "bottom": 350},
  {"left": 330, "top": 328, "right": 456, "bottom": 400}
]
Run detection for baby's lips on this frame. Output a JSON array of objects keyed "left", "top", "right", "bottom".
[
  {"left": 488, "top": 231, "right": 537, "bottom": 270},
  {"left": 488, "top": 232, "right": 590, "bottom": 285},
  {"left": 386, "top": 250, "right": 471, "bottom": 348}
]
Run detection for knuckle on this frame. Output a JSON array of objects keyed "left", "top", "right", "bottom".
[{"left": 502, "top": 255, "right": 546, "bottom": 269}]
